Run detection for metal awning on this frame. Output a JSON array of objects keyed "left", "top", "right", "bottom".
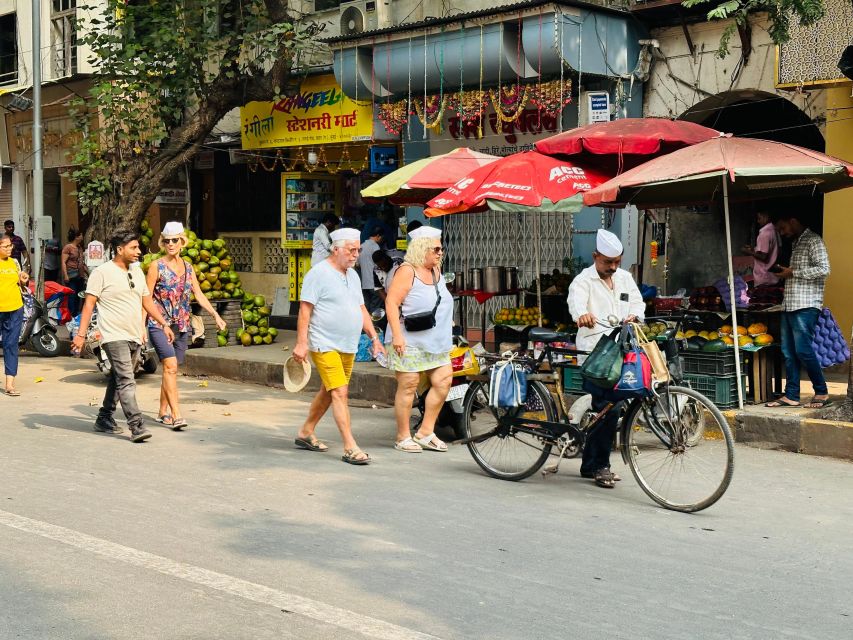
[{"left": 331, "top": 6, "right": 645, "bottom": 99}]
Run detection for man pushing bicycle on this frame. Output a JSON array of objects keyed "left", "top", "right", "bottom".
[{"left": 567, "top": 229, "right": 645, "bottom": 489}]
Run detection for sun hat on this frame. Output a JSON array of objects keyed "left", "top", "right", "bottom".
[
  {"left": 158, "top": 221, "right": 188, "bottom": 248},
  {"left": 283, "top": 356, "right": 312, "bottom": 392}
]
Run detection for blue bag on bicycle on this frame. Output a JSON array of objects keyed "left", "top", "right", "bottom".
[
  {"left": 489, "top": 360, "right": 527, "bottom": 408},
  {"left": 613, "top": 346, "right": 653, "bottom": 399}
]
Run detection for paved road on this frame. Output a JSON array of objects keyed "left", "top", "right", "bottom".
[{"left": 1, "top": 355, "right": 851, "bottom": 639}]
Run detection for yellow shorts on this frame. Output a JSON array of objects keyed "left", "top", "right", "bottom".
[{"left": 310, "top": 351, "right": 355, "bottom": 391}]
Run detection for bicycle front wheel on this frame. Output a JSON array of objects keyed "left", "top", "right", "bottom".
[
  {"left": 463, "top": 380, "right": 555, "bottom": 481},
  {"left": 623, "top": 385, "right": 734, "bottom": 512}
]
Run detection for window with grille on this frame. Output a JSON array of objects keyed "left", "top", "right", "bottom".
[
  {"left": 51, "top": 0, "right": 77, "bottom": 78},
  {"left": 0, "top": 14, "right": 17, "bottom": 85}
]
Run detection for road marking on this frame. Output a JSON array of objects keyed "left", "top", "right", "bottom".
[{"left": 0, "top": 508, "right": 442, "bottom": 640}]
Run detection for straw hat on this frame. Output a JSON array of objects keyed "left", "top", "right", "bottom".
[{"left": 283, "top": 356, "right": 311, "bottom": 392}]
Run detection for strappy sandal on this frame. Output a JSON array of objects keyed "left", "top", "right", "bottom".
[
  {"left": 294, "top": 436, "right": 329, "bottom": 452},
  {"left": 394, "top": 437, "right": 423, "bottom": 453},
  {"left": 413, "top": 432, "right": 447, "bottom": 452},
  {"left": 582, "top": 469, "right": 621, "bottom": 482},
  {"left": 593, "top": 468, "right": 616, "bottom": 489},
  {"left": 156, "top": 414, "right": 174, "bottom": 425},
  {"left": 342, "top": 448, "right": 371, "bottom": 465}
]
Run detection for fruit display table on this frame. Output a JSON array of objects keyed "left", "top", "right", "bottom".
[{"left": 454, "top": 290, "right": 522, "bottom": 351}]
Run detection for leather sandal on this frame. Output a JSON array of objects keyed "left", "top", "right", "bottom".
[
  {"left": 342, "top": 448, "right": 370, "bottom": 465},
  {"left": 593, "top": 468, "right": 616, "bottom": 489}
]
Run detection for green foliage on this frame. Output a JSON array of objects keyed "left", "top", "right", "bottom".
[
  {"left": 65, "top": 0, "right": 317, "bottom": 234},
  {"left": 682, "top": 0, "right": 826, "bottom": 57}
]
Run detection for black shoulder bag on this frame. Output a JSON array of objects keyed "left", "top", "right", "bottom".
[{"left": 402, "top": 267, "right": 441, "bottom": 332}]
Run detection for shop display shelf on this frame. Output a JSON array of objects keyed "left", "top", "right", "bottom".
[
  {"left": 680, "top": 350, "right": 745, "bottom": 376},
  {"left": 683, "top": 373, "right": 746, "bottom": 410}
]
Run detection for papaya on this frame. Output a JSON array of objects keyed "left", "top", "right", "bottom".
[
  {"left": 748, "top": 322, "right": 768, "bottom": 336},
  {"left": 737, "top": 335, "right": 754, "bottom": 347},
  {"left": 736, "top": 326, "right": 748, "bottom": 336},
  {"left": 754, "top": 333, "right": 774, "bottom": 346},
  {"left": 719, "top": 324, "right": 733, "bottom": 336},
  {"left": 721, "top": 335, "right": 735, "bottom": 346}
]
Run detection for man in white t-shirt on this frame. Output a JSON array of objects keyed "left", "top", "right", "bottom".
[
  {"left": 357, "top": 226, "right": 383, "bottom": 310},
  {"left": 71, "top": 232, "right": 174, "bottom": 443},
  {"left": 293, "top": 228, "right": 385, "bottom": 465},
  {"left": 310, "top": 213, "right": 340, "bottom": 267}
]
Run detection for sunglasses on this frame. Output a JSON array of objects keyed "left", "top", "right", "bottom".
[
  {"left": 431, "top": 246, "right": 444, "bottom": 254},
  {"left": 127, "top": 272, "right": 136, "bottom": 289},
  {"left": 163, "top": 237, "right": 181, "bottom": 244}
]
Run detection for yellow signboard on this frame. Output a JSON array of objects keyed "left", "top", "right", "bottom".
[{"left": 241, "top": 75, "right": 373, "bottom": 149}]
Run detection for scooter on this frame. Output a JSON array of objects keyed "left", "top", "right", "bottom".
[
  {"left": 19, "top": 288, "right": 61, "bottom": 357},
  {"left": 413, "top": 332, "right": 480, "bottom": 442},
  {"left": 81, "top": 307, "right": 158, "bottom": 377}
]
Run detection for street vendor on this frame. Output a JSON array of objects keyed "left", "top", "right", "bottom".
[{"left": 567, "top": 229, "right": 645, "bottom": 489}]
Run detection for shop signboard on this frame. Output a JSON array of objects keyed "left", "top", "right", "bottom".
[
  {"left": 587, "top": 92, "right": 610, "bottom": 123},
  {"left": 241, "top": 75, "right": 373, "bottom": 149}
]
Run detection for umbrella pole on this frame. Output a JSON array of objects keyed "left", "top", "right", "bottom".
[
  {"left": 722, "top": 177, "right": 744, "bottom": 410},
  {"left": 535, "top": 212, "right": 542, "bottom": 326}
]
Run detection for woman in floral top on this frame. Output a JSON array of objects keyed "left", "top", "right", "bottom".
[{"left": 145, "top": 222, "right": 226, "bottom": 430}]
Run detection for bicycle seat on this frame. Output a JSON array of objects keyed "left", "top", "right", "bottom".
[{"left": 528, "top": 327, "right": 570, "bottom": 343}]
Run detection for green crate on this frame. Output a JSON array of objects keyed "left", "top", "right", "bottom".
[
  {"left": 683, "top": 373, "right": 746, "bottom": 409},
  {"left": 561, "top": 364, "right": 585, "bottom": 394}
]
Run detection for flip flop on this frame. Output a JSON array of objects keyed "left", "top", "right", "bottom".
[
  {"left": 171, "top": 417, "right": 188, "bottom": 431},
  {"left": 342, "top": 448, "right": 370, "bottom": 465},
  {"left": 764, "top": 400, "right": 801, "bottom": 408},
  {"left": 804, "top": 397, "right": 831, "bottom": 409},
  {"left": 295, "top": 436, "right": 329, "bottom": 452},
  {"left": 4, "top": 389, "right": 20, "bottom": 397},
  {"left": 156, "top": 414, "right": 174, "bottom": 425}
]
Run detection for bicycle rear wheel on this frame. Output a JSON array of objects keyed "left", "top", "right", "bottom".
[
  {"left": 623, "top": 385, "right": 734, "bottom": 512},
  {"left": 463, "top": 380, "right": 555, "bottom": 481}
]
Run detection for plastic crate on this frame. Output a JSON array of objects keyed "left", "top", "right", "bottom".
[
  {"left": 683, "top": 373, "right": 746, "bottom": 409},
  {"left": 681, "top": 350, "right": 745, "bottom": 376},
  {"left": 561, "top": 364, "right": 585, "bottom": 394}
]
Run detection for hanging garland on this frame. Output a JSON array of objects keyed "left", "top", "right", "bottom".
[
  {"left": 488, "top": 83, "right": 530, "bottom": 123},
  {"left": 378, "top": 100, "right": 409, "bottom": 136},
  {"left": 412, "top": 94, "right": 449, "bottom": 133},
  {"left": 528, "top": 79, "right": 574, "bottom": 119},
  {"left": 455, "top": 90, "right": 488, "bottom": 135}
]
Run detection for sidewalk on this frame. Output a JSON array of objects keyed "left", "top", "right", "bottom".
[
  {"left": 182, "top": 330, "right": 398, "bottom": 405},
  {"left": 183, "top": 332, "right": 853, "bottom": 461}
]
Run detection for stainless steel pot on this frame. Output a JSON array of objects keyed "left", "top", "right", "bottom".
[
  {"left": 483, "top": 266, "right": 506, "bottom": 293},
  {"left": 453, "top": 272, "right": 465, "bottom": 291},
  {"left": 469, "top": 268, "right": 483, "bottom": 291},
  {"left": 504, "top": 266, "right": 518, "bottom": 292}
]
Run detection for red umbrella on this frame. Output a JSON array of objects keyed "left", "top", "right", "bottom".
[
  {"left": 535, "top": 118, "right": 724, "bottom": 171},
  {"left": 424, "top": 151, "right": 611, "bottom": 217}
]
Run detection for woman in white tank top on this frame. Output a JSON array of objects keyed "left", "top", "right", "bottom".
[{"left": 385, "top": 228, "right": 454, "bottom": 453}]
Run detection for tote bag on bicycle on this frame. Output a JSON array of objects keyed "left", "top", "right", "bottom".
[
  {"left": 580, "top": 327, "right": 624, "bottom": 389},
  {"left": 489, "top": 360, "right": 528, "bottom": 408},
  {"left": 613, "top": 344, "right": 653, "bottom": 399},
  {"left": 631, "top": 322, "right": 670, "bottom": 383}
]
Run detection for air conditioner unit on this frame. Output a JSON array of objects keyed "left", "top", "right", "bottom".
[{"left": 339, "top": 1, "right": 378, "bottom": 37}]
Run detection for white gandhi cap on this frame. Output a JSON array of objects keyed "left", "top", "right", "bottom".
[
  {"left": 408, "top": 226, "right": 442, "bottom": 240},
  {"left": 330, "top": 227, "right": 361, "bottom": 242},
  {"left": 595, "top": 229, "right": 623, "bottom": 258}
]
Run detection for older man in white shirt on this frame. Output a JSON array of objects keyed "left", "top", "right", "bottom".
[{"left": 567, "top": 229, "right": 644, "bottom": 489}]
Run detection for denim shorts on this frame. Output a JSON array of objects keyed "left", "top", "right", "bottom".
[{"left": 149, "top": 324, "right": 190, "bottom": 364}]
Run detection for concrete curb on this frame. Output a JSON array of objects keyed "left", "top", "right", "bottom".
[
  {"left": 724, "top": 410, "right": 853, "bottom": 461},
  {"left": 182, "top": 349, "right": 399, "bottom": 405}
]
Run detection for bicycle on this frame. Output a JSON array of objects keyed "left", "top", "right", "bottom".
[{"left": 459, "top": 313, "right": 734, "bottom": 512}]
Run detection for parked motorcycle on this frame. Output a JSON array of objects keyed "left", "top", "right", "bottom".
[
  {"left": 413, "top": 333, "right": 480, "bottom": 442},
  {"left": 19, "top": 288, "right": 61, "bottom": 357},
  {"left": 80, "top": 307, "right": 158, "bottom": 377}
]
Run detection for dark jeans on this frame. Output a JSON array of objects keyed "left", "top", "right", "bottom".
[
  {"left": 66, "top": 276, "right": 86, "bottom": 316},
  {"left": 780, "top": 307, "right": 828, "bottom": 401},
  {"left": 580, "top": 393, "right": 622, "bottom": 476},
  {"left": 0, "top": 307, "right": 24, "bottom": 376},
  {"left": 100, "top": 341, "right": 144, "bottom": 431}
]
